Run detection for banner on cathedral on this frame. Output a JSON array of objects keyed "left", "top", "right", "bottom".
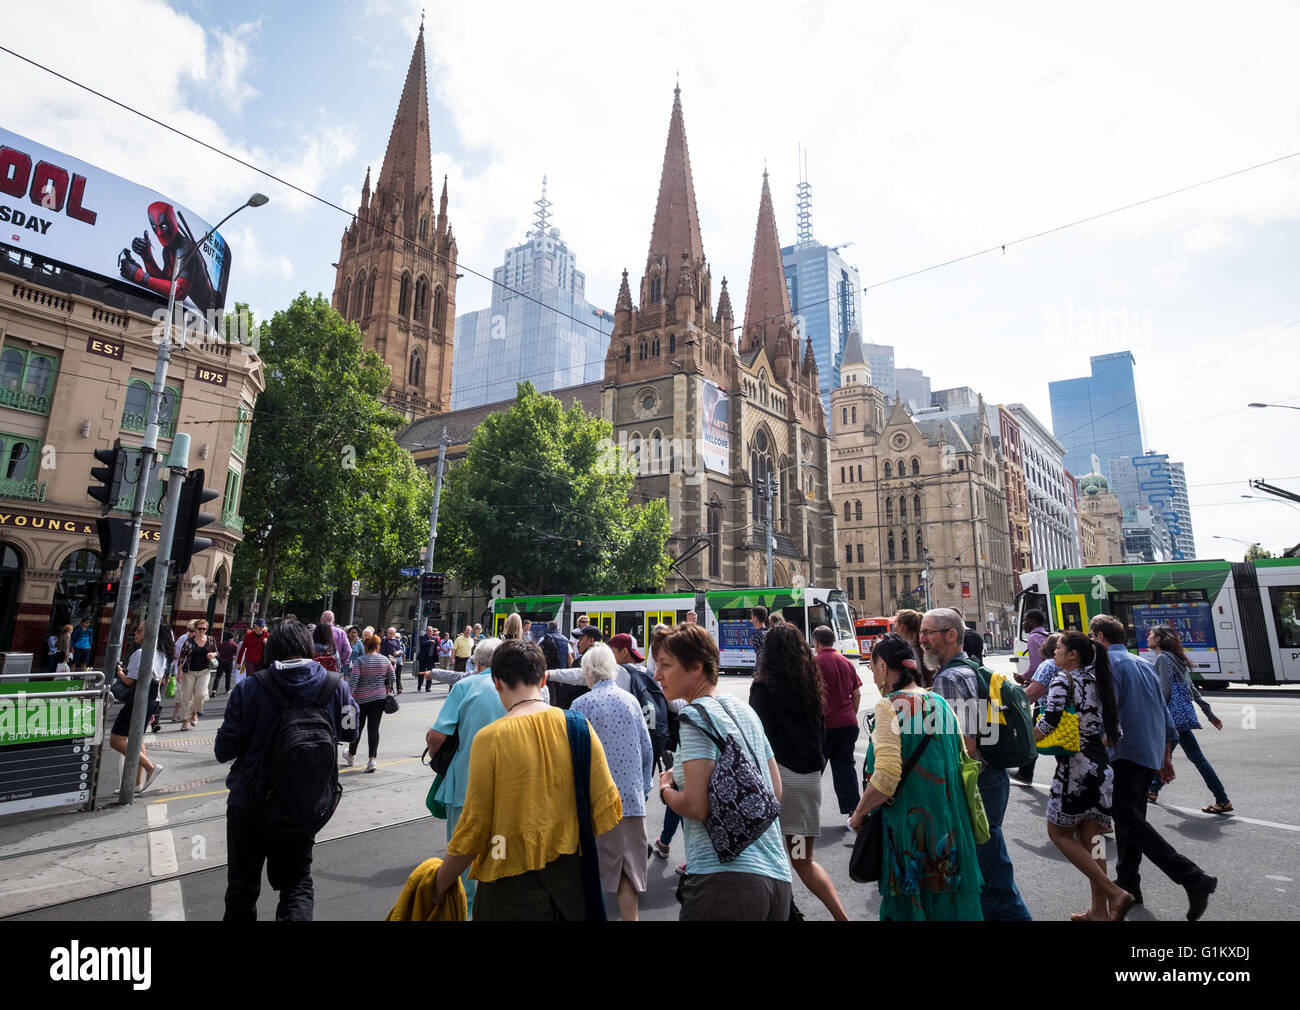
[{"left": 699, "top": 379, "right": 729, "bottom": 474}]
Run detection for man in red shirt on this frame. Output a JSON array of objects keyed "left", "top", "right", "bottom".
[
  {"left": 235, "top": 619, "right": 269, "bottom": 683},
  {"left": 812, "top": 625, "right": 862, "bottom": 819}
]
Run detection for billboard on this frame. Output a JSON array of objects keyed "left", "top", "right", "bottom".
[
  {"left": 1133, "top": 601, "right": 1221, "bottom": 674},
  {"left": 0, "top": 128, "right": 232, "bottom": 317},
  {"left": 699, "top": 378, "right": 729, "bottom": 474}
]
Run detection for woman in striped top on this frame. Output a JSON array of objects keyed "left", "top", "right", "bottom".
[{"left": 346, "top": 634, "right": 395, "bottom": 772}]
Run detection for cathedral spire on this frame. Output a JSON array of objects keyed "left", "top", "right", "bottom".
[
  {"left": 437, "top": 174, "right": 448, "bottom": 234},
  {"left": 742, "top": 169, "right": 794, "bottom": 361},
  {"left": 377, "top": 25, "right": 434, "bottom": 238},
  {"left": 646, "top": 84, "right": 705, "bottom": 304}
]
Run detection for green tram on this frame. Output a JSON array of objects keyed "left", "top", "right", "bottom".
[
  {"left": 491, "top": 586, "right": 860, "bottom": 673},
  {"left": 1011, "top": 557, "right": 1300, "bottom": 687}
]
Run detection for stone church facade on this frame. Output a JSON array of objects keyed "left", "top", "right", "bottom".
[
  {"left": 600, "top": 87, "right": 839, "bottom": 591},
  {"left": 330, "top": 25, "right": 458, "bottom": 421}
]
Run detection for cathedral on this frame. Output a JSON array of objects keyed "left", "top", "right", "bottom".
[
  {"left": 601, "top": 86, "right": 840, "bottom": 590},
  {"left": 330, "top": 25, "right": 458, "bottom": 421}
]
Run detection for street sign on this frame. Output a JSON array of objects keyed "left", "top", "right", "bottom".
[
  {"left": 400, "top": 566, "right": 421, "bottom": 577},
  {"left": 351, "top": 580, "right": 361, "bottom": 596}
]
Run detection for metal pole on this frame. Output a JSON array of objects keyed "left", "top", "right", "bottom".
[
  {"left": 119, "top": 434, "right": 190, "bottom": 804},
  {"left": 420, "top": 425, "right": 448, "bottom": 630},
  {"left": 765, "top": 475, "right": 775, "bottom": 587},
  {"left": 347, "top": 589, "right": 357, "bottom": 628}
]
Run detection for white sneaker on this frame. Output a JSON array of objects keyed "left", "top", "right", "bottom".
[
  {"left": 137, "top": 763, "right": 164, "bottom": 794},
  {"left": 342, "top": 751, "right": 354, "bottom": 767},
  {"left": 365, "top": 758, "right": 376, "bottom": 773}
]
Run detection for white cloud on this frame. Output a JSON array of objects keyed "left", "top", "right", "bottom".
[
  {"left": 228, "top": 225, "right": 293, "bottom": 279},
  {"left": 210, "top": 21, "right": 261, "bottom": 113}
]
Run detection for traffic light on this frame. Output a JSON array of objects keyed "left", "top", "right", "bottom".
[
  {"left": 407, "top": 604, "right": 418, "bottom": 621},
  {"left": 420, "top": 572, "right": 445, "bottom": 599},
  {"left": 170, "top": 469, "right": 219, "bottom": 575},
  {"left": 88, "top": 440, "right": 126, "bottom": 513},
  {"left": 95, "top": 516, "right": 132, "bottom": 562},
  {"left": 427, "top": 602, "right": 442, "bottom": 621}
]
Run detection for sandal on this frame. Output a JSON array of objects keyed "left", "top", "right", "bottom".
[
  {"left": 1202, "top": 801, "right": 1233, "bottom": 815},
  {"left": 1145, "top": 791, "right": 1159, "bottom": 803}
]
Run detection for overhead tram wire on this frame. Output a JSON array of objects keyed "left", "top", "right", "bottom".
[{"left": 8, "top": 43, "right": 1300, "bottom": 412}]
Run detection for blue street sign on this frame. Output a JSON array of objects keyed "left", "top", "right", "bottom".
[{"left": 400, "top": 566, "right": 421, "bottom": 577}]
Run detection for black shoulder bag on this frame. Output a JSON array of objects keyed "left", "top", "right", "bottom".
[{"left": 850, "top": 697, "right": 934, "bottom": 884}]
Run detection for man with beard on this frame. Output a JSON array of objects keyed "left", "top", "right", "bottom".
[{"left": 921, "top": 607, "right": 1031, "bottom": 921}]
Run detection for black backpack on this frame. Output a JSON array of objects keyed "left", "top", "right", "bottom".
[
  {"left": 622, "top": 663, "right": 670, "bottom": 762},
  {"left": 252, "top": 668, "right": 344, "bottom": 837}
]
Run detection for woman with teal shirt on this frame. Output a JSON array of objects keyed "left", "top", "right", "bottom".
[{"left": 849, "top": 633, "right": 983, "bottom": 921}]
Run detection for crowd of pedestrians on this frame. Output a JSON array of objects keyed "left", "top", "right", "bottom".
[{"left": 90, "top": 592, "right": 1231, "bottom": 922}]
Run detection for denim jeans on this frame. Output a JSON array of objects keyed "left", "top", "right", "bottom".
[
  {"left": 975, "top": 766, "right": 1032, "bottom": 921},
  {"left": 1149, "top": 730, "right": 1228, "bottom": 805},
  {"left": 659, "top": 805, "right": 682, "bottom": 846},
  {"left": 445, "top": 803, "right": 477, "bottom": 913}
]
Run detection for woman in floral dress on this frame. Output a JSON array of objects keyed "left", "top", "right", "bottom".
[
  {"left": 850, "top": 633, "right": 983, "bottom": 921},
  {"left": 1036, "top": 629, "right": 1132, "bottom": 921}
]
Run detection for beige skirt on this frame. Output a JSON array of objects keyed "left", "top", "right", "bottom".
[
  {"left": 595, "top": 815, "right": 648, "bottom": 894},
  {"left": 777, "top": 765, "right": 822, "bottom": 837}
]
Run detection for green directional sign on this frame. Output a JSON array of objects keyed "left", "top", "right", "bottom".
[{"left": 0, "top": 683, "right": 100, "bottom": 747}]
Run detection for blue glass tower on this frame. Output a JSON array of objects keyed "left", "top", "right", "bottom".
[
  {"left": 781, "top": 240, "right": 861, "bottom": 426},
  {"left": 1048, "top": 351, "right": 1145, "bottom": 484}
]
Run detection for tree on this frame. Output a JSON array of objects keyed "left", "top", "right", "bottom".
[
  {"left": 896, "top": 591, "right": 925, "bottom": 613},
  {"left": 233, "top": 293, "right": 403, "bottom": 612},
  {"left": 438, "top": 382, "right": 671, "bottom": 596},
  {"left": 1245, "top": 544, "right": 1274, "bottom": 561}
]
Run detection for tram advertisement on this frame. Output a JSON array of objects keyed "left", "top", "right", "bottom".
[{"left": 1133, "top": 601, "right": 1221, "bottom": 674}]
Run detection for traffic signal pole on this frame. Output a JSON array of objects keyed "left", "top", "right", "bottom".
[
  {"left": 419, "top": 425, "right": 448, "bottom": 631},
  {"left": 118, "top": 434, "right": 189, "bottom": 805}
]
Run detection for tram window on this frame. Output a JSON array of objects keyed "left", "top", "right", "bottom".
[
  {"left": 1109, "top": 589, "right": 1210, "bottom": 650},
  {"left": 1270, "top": 587, "right": 1300, "bottom": 648},
  {"left": 1018, "top": 590, "right": 1049, "bottom": 634},
  {"left": 614, "top": 611, "right": 646, "bottom": 641},
  {"left": 804, "top": 603, "right": 831, "bottom": 640}
]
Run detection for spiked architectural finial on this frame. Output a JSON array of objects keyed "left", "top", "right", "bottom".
[
  {"left": 716, "top": 276, "right": 733, "bottom": 325},
  {"left": 616, "top": 268, "right": 633, "bottom": 312},
  {"left": 377, "top": 26, "right": 434, "bottom": 240},
  {"left": 743, "top": 170, "right": 794, "bottom": 372},
  {"left": 646, "top": 85, "right": 705, "bottom": 307}
]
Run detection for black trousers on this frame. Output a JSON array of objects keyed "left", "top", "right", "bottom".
[
  {"left": 349, "top": 699, "right": 386, "bottom": 759},
  {"left": 822, "top": 725, "right": 861, "bottom": 814},
  {"left": 210, "top": 660, "right": 233, "bottom": 693},
  {"left": 1112, "top": 758, "right": 1203, "bottom": 892},
  {"left": 224, "top": 804, "right": 316, "bottom": 921}
]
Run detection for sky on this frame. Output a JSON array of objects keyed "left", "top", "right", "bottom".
[{"left": 6, "top": 0, "right": 1300, "bottom": 558}]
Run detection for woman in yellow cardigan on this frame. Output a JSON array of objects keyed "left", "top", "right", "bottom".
[{"left": 432, "top": 638, "right": 621, "bottom": 920}]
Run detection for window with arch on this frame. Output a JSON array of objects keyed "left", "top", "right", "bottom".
[
  {"left": 887, "top": 533, "right": 896, "bottom": 562},
  {"left": 916, "top": 530, "right": 924, "bottom": 557},
  {"left": 854, "top": 500, "right": 862, "bottom": 521},
  {"left": 433, "top": 287, "right": 446, "bottom": 330},
  {"left": 623, "top": 344, "right": 631, "bottom": 364},
  {"left": 839, "top": 466, "right": 844, "bottom": 484},
  {"left": 851, "top": 406, "right": 857, "bottom": 424},
  {"left": 414, "top": 277, "right": 429, "bottom": 323},
  {"left": 668, "top": 333, "right": 676, "bottom": 353},
  {"left": 339, "top": 278, "right": 351, "bottom": 319},
  {"left": 897, "top": 459, "right": 906, "bottom": 476},
  {"left": 649, "top": 276, "right": 662, "bottom": 303},
  {"left": 419, "top": 215, "right": 428, "bottom": 242},
  {"left": 842, "top": 407, "right": 847, "bottom": 427},
  {"left": 649, "top": 430, "right": 663, "bottom": 474},
  {"left": 398, "top": 272, "right": 411, "bottom": 316},
  {"left": 884, "top": 461, "right": 892, "bottom": 478},
  {"left": 652, "top": 335, "right": 660, "bottom": 356},
  {"left": 886, "top": 498, "right": 893, "bottom": 521},
  {"left": 857, "top": 464, "right": 863, "bottom": 482},
  {"left": 899, "top": 496, "right": 907, "bottom": 519},
  {"left": 707, "top": 499, "right": 721, "bottom": 577},
  {"left": 1, "top": 346, "right": 59, "bottom": 415},
  {"left": 122, "top": 380, "right": 179, "bottom": 438},
  {"left": 912, "top": 457, "right": 920, "bottom": 476},
  {"left": 638, "top": 340, "right": 648, "bottom": 361},
  {"left": 366, "top": 271, "right": 377, "bottom": 316},
  {"left": 408, "top": 349, "right": 422, "bottom": 387},
  {"left": 628, "top": 433, "right": 643, "bottom": 472},
  {"left": 902, "top": 532, "right": 910, "bottom": 560},
  {"left": 843, "top": 501, "right": 850, "bottom": 521},
  {"left": 914, "top": 494, "right": 921, "bottom": 516}
]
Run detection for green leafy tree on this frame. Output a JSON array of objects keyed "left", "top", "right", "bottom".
[
  {"left": 896, "top": 591, "right": 925, "bottom": 613},
  {"left": 232, "top": 293, "right": 403, "bottom": 612},
  {"left": 1244, "top": 543, "right": 1274, "bottom": 561},
  {"left": 438, "top": 382, "right": 671, "bottom": 596}
]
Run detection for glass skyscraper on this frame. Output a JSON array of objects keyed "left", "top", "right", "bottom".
[
  {"left": 1048, "top": 351, "right": 1146, "bottom": 482},
  {"left": 781, "top": 240, "right": 862, "bottom": 424},
  {"left": 451, "top": 183, "right": 613, "bottom": 410}
]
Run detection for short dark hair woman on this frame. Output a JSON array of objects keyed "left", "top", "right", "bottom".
[
  {"left": 749, "top": 623, "right": 849, "bottom": 920},
  {"left": 1035, "top": 630, "right": 1130, "bottom": 920},
  {"left": 345, "top": 634, "right": 395, "bottom": 771},
  {"left": 432, "top": 638, "right": 621, "bottom": 919},
  {"left": 655, "top": 622, "right": 792, "bottom": 921},
  {"left": 849, "top": 632, "right": 982, "bottom": 921}
]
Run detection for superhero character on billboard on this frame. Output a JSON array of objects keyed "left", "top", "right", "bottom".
[{"left": 117, "top": 201, "right": 223, "bottom": 314}]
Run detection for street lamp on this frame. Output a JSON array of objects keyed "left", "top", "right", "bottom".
[
  {"left": 1240, "top": 494, "right": 1300, "bottom": 512},
  {"left": 1248, "top": 402, "right": 1300, "bottom": 411}
]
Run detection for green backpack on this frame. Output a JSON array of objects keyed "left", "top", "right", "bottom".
[{"left": 950, "top": 656, "right": 1036, "bottom": 770}]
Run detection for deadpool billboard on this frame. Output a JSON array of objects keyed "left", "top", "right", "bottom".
[{"left": 0, "top": 127, "right": 232, "bottom": 318}]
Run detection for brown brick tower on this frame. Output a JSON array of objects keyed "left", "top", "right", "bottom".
[{"left": 331, "top": 24, "right": 457, "bottom": 420}]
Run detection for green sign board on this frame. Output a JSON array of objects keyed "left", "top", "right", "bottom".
[{"left": 0, "top": 682, "right": 100, "bottom": 747}]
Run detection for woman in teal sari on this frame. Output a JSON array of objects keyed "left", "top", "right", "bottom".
[{"left": 849, "top": 633, "right": 983, "bottom": 921}]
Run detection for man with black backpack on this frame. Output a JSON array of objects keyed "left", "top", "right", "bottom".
[
  {"left": 922, "top": 607, "right": 1033, "bottom": 922},
  {"left": 215, "top": 620, "right": 359, "bottom": 921}
]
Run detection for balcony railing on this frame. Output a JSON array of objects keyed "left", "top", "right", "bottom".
[
  {"left": 218, "top": 510, "right": 244, "bottom": 534},
  {"left": 113, "top": 493, "right": 163, "bottom": 516},
  {"left": 0, "top": 387, "right": 53, "bottom": 416},
  {"left": 121, "top": 412, "right": 176, "bottom": 438},
  {"left": 0, "top": 477, "right": 46, "bottom": 501}
]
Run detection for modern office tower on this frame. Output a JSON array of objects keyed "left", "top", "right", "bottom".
[
  {"left": 782, "top": 239, "right": 862, "bottom": 424},
  {"left": 1048, "top": 351, "right": 1146, "bottom": 482},
  {"left": 451, "top": 179, "right": 614, "bottom": 410},
  {"left": 862, "top": 342, "right": 897, "bottom": 399},
  {"left": 894, "top": 367, "right": 932, "bottom": 413},
  {"left": 1168, "top": 461, "right": 1196, "bottom": 559}
]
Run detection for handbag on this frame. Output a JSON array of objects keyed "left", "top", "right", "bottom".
[
  {"left": 164, "top": 675, "right": 177, "bottom": 699},
  {"left": 563, "top": 709, "right": 607, "bottom": 921},
  {"left": 110, "top": 676, "right": 132, "bottom": 704},
  {"left": 1036, "top": 673, "right": 1080, "bottom": 756},
  {"left": 383, "top": 693, "right": 400, "bottom": 714},
  {"left": 1168, "top": 667, "right": 1201, "bottom": 733},
  {"left": 425, "top": 772, "right": 447, "bottom": 819},
  {"left": 678, "top": 697, "right": 781, "bottom": 863},
  {"left": 849, "top": 702, "right": 933, "bottom": 884},
  {"left": 959, "top": 749, "right": 991, "bottom": 844}
]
